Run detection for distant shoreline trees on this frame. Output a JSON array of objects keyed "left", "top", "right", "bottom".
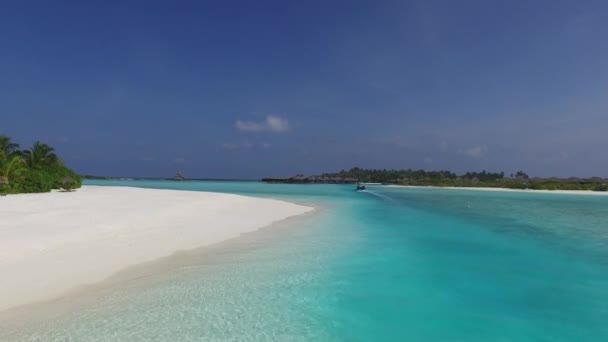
[
  {"left": 0, "top": 134, "right": 82, "bottom": 194},
  {"left": 319, "top": 167, "right": 608, "bottom": 192}
]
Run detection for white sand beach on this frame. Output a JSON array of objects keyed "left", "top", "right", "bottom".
[
  {"left": 386, "top": 184, "right": 608, "bottom": 195},
  {"left": 0, "top": 186, "right": 313, "bottom": 311}
]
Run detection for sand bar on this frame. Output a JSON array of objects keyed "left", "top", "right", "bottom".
[
  {"left": 386, "top": 184, "right": 608, "bottom": 195},
  {"left": 0, "top": 186, "right": 313, "bottom": 311}
]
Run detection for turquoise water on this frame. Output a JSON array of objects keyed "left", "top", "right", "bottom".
[{"left": 3, "top": 181, "right": 608, "bottom": 341}]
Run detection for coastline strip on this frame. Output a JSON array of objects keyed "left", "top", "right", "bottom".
[
  {"left": 386, "top": 184, "right": 608, "bottom": 195},
  {"left": 0, "top": 186, "right": 313, "bottom": 311}
]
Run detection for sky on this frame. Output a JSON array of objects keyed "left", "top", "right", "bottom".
[{"left": 1, "top": 0, "right": 607, "bottom": 178}]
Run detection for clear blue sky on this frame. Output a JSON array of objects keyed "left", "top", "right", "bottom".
[{"left": 2, "top": 0, "right": 607, "bottom": 178}]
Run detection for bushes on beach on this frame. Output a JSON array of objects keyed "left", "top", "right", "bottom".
[
  {"left": 0, "top": 134, "right": 82, "bottom": 194},
  {"left": 12, "top": 165, "right": 81, "bottom": 193},
  {"left": 16, "top": 168, "right": 54, "bottom": 193}
]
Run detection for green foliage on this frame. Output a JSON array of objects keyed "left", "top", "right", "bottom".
[
  {"left": 23, "top": 141, "right": 58, "bottom": 168},
  {"left": 8, "top": 165, "right": 83, "bottom": 193},
  {"left": 515, "top": 170, "right": 529, "bottom": 179},
  {"left": 40, "top": 161, "right": 82, "bottom": 189},
  {"left": 463, "top": 170, "right": 505, "bottom": 181},
  {"left": 322, "top": 167, "right": 506, "bottom": 184},
  {"left": 1, "top": 154, "right": 27, "bottom": 182},
  {"left": 321, "top": 167, "right": 607, "bottom": 192},
  {"left": 0, "top": 134, "right": 20, "bottom": 158},
  {"left": 14, "top": 168, "right": 55, "bottom": 193},
  {"left": 0, "top": 176, "right": 8, "bottom": 194},
  {"left": 321, "top": 167, "right": 459, "bottom": 183},
  {"left": 62, "top": 181, "right": 74, "bottom": 191},
  {"left": 0, "top": 135, "right": 81, "bottom": 194}
]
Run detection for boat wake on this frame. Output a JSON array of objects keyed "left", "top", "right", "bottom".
[{"left": 361, "top": 190, "right": 393, "bottom": 201}]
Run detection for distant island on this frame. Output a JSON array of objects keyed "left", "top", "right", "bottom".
[
  {"left": 0, "top": 134, "right": 82, "bottom": 194},
  {"left": 82, "top": 173, "right": 188, "bottom": 181},
  {"left": 78, "top": 166, "right": 607, "bottom": 193},
  {"left": 262, "top": 175, "right": 359, "bottom": 184},
  {"left": 263, "top": 167, "right": 608, "bottom": 192}
]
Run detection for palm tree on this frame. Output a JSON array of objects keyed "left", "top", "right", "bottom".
[
  {"left": 0, "top": 154, "right": 27, "bottom": 186},
  {"left": 0, "top": 134, "right": 20, "bottom": 159},
  {"left": 23, "top": 141, "right": 58, "bottom": 168}
]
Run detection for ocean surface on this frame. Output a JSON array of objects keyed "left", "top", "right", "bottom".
[{"left": 4, "top": 181, "right": 608, "bottom": 341}]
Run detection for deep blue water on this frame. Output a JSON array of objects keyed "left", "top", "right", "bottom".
[{"left": 5, "top": 181, "right": 608, "bottom": 341}]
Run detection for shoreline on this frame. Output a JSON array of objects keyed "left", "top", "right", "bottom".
[
  {"left": 0, "top": 186, "right": 313, "bottom": 312},
  {"left": 385, "top": 184, "right": 608, "bottom": 196},
  {"left": 0, "top": 205, "right": 321, "bottom": 333}
]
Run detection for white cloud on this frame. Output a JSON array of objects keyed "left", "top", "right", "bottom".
[
  {"left": 235, "top": 115, "right": 290, "bottom": 133},
  {"left": 174, "top": 157, "right": 185, "bottom": 163},
  {"left": 439, "top": 141, "right": 448, "bottom": 152},
  {"left": 265, "top": 116, "right": 289, "bottom": 132},
  {"left": 235, "top": 121, "right": 261, "bottom": 132},
  {"left": 424, "top": 157, "right": 433, "bottom": 164},
  {"left": 460, "top": 145, "right": 488, "bottom": 158},
  {"left": 221, "top": 141, "right": 270, "bottom": 150}
]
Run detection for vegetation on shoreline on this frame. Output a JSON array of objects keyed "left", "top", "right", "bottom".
[
  {"left": 320, "top": 167, "right": 608, "bottom": 192},
  {"left": 0, "top": 134, "right": 82, "bottom": 194}
]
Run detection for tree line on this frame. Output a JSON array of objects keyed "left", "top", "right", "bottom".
[
  {"left": 0, "top": 134, "right": 82, "bottom": 194},
  {"left": 321, "top": 167, "right": 607, "bottom": 191},
  {"left": 322, "top": 167, "right": 509, "bottom": 183}
]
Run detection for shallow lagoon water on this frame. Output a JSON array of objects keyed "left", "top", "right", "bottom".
[{"left": 3, "top": 181, "right": 608, "bottom": 341}]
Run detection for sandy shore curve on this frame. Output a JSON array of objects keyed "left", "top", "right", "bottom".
[{"left": 0, "top": 186, "right": 313, "bottom": 311}]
